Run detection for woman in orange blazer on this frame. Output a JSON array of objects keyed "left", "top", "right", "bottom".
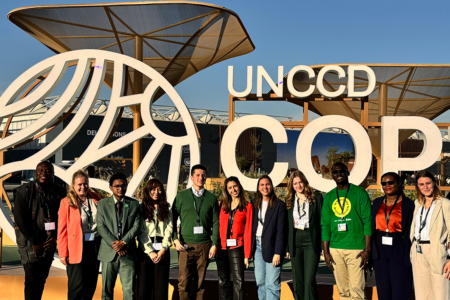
[{"left": 58, "top": 170, "right": 102, "bottom": 300}]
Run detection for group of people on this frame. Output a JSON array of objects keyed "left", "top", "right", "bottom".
[{"left": 12, "top": 160, "right": 450, "bottom": 300}]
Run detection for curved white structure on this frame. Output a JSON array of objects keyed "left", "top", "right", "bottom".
[{"left": 0, "top": 50, "right": 200, "bottom": 268}]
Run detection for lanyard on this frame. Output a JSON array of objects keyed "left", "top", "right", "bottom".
[
  {"left": 36, "top": 183, "right": 51, "bottom": 220},
  {"left": 228, "top": 207, "right": 238, "bottom": 237},
  {"left": 191, "top": 191, "right": 206, "bottom": 226},
  {"left": 384, "top": 194, "right": 400, "bottom": 235},
  {"left": 80, "top": 196, "right": 94, "bottom": 228},
  {"left": 418, "top": 202, "right": 433, "bottom": 240},
  {"left": 297, "top": 196, "right": 306, "bottom": 220},
  {"left": 336, "top": 184, "right": 351, "bottom": 220},
  {"left": 154, "top": 207, "right": 160, "bottom": 236}
]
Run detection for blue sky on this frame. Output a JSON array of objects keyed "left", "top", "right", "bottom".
[{"left": 1, "top": 0, "right": 450, "bottom": 122}]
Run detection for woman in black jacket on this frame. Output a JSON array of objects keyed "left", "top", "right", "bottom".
[
  {"left": 371, "top": 172, "right": 414, "bottom": 300},
  {"left": 252, "top": 175, "right": 287, "bottom": 300},
  {"left": 285, "top": 170, "right": 323, "bottom": 300}
]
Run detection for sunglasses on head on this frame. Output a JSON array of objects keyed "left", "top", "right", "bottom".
[
  {"left": 331, "top": 169, "right": 348, "bottom": 175},
  {"left": 381, "top": 181, "right": 397, "bottom": 186}
]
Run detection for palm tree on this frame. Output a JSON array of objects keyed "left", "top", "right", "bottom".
[{"left": 325, "top": 146, "right": 340, "bottom": 172}]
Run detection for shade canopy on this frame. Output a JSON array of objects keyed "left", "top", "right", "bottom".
[
  {"left": 8, "top": 1, "right": 254, "bottom": 98},
  {"left": 289, "top": 64, "right": 450, "bottom": 157}
]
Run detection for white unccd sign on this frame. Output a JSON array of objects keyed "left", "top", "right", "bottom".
[{"left": 228, "top": 65, "right": 376, "bottom": 98}]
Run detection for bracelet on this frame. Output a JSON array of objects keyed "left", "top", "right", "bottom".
[{"left": 363, "top": 250, "right": 370, "bottom": 253}]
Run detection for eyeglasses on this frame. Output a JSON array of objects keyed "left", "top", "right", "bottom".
[
  {"left": 332, "top": 169, "right": 348, "bottom": 175},
  {"left": 381, "top": 181, "right": 397, "bottom": 186},
  {"left": 112, "top": 184, "right": 127, "bottom": 189}
]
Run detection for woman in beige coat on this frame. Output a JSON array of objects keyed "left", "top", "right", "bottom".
[{"left": 411, "top": 170, "right": 450, "bottom": 300}]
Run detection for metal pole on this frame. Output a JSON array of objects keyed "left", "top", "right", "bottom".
[
  {"left": 133, "top": 36, "right": 143, "bottom": 175},
  {"left": 377, "top": 84, "right": 388, "bottom": 185},
  {"left": 378, "top": 84, "right": 388, "bottom": 122}
]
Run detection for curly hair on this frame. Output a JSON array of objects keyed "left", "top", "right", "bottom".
[
  {"left": 67, "top": 170, "right": 93, "bottom": 208},
  {"left": 286, "top": 170, "right": 315, "bottom": 210},
  {"left": 141, "top": 179, "right": 170, "bottom": 223},
  {"left": 220, "top": 176, "right": 249, "bottom": 213}
]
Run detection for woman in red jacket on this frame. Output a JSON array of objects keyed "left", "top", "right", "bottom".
[
  {"left": 57, "top": 170, "right": 102, "bottom": 300},
  {"left": 217, "top": 176, "right": 253, "bottom": 300}
]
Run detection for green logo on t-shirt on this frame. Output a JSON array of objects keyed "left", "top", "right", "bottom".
[{"left": 332, "top": 197, "right": 352, "bottom": 218}]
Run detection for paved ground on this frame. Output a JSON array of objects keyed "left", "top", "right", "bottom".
[{"left": 0, "top": 245, "right": 377, "bottom": 287}]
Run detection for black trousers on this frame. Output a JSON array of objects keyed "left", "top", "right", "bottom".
[
  {"left": 66, "top": 237, "right": 101, "bottom": 300},
  {"left": 23, "top": 256, "right": 53, "bottom": 300},
  {"left": 216, "top": 246, "right": 245, "bottom": 300},
  {"left": 373, "top": 232, "right": 413, "bottom": 300},
  {"left": 291, "top": 228, "right": 320, "bottom": 300},
  {"left": 135, "top": 247, "right": 171, "bottom": 300}
]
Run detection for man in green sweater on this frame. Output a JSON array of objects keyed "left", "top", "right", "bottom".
[
  {"left": 172, "top": 164, "right": 219, "bottom": 300},
  {"left": 321, "top": 162, "right": 372, "bottom": 300}
]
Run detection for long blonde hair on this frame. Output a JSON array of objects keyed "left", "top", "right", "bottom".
[
  {"left": 67, "top": 170, "right": 92, "bottom": 208},
  {"left": 286, "top": 170, "right": 315, "bottom": 210},
  {"left": 415, "top": 170, "right": 443, "bottom": 206}
]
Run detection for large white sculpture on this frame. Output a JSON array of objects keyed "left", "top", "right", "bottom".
[{"left": 0, "top": 50, "right": 200, "bottom": 268}]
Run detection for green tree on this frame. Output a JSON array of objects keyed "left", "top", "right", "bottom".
[
  {"left": 325, "top": 146, "right": 340, "bottom": 171},
  {"left": 250, "top": 134, "right": 264, "bottom": 172},
  {"left": 340, "top": 151, "right": 351, "bottom": 164},
  {"left": 236, "top": 149, "right": 251, "bottom": 171}
]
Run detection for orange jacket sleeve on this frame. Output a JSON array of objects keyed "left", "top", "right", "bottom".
[{"left": 57, "top": 198, "right": 69, "bottom": 258}]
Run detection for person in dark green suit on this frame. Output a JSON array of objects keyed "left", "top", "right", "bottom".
[
  {"left": 97, "top": 173, "right": 141, "bottom": 300},
  {"left": 285, "top": 170, "right": 323, "bottom": 300}
]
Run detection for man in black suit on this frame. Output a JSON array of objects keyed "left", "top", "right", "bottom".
[{"left": 14, "top": 161, "right": 66, "bottom": 300}]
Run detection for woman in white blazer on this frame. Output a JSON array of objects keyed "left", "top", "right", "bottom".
[
  {"left": 410, "top": 170, "right": 450, "bottom": 300},
  {"left": 135, "top": 179, "right": 173, "bottom": 300}
]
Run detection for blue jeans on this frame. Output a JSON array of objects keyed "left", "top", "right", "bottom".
[{"left": 254, "top": 237, "right": 282, "bottom": 300}]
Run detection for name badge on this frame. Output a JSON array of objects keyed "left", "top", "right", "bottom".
[
  {"left": 194, "top": 226, "right": 203, "bottom": 234},
  {"left": 84, "top": 233, "right": 95, "bottom": 241},
  {"left": 45, "top": 222, "right": 55, "bottom": 231},
  {"left": 416, "top": 244, "right": 422, "bottom": 254},
  {"left": 382, "top": 236, "right": 393, "bottom": 245},
  {"left": 296, "top": 222, "right": 305, "bottom": 230},
  {"left": 153, "top": 243, "right": 162, "bottom": 251},
  {"left": 338, "top": 223, "right": 347, "bottom": 232},
  {"left": 227, "top": 239, "right": 237, "bottom": 247}
]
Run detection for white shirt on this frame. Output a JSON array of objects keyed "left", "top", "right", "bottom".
[
  {"left": 293, "top": 194, "right": 309, "bottom": 229},
  {"left": 414, "top": 201, "right": 436, "bottom": 241},
  {"left": 191, "top": 187, "right": 205, "bottom": 197},
  {"left": 256, "top": 201, "right": 269, "bottom": 237},
  {"left": 78, "top": 197, "right": 98, "bottom": 236}
]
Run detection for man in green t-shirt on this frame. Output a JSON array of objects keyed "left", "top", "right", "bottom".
[
  {"left": 321, "top": 162, "right": 372, "bottom": 300},
  {"left": 172, "top": 164, "right": 219, "bottom": 300}
]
